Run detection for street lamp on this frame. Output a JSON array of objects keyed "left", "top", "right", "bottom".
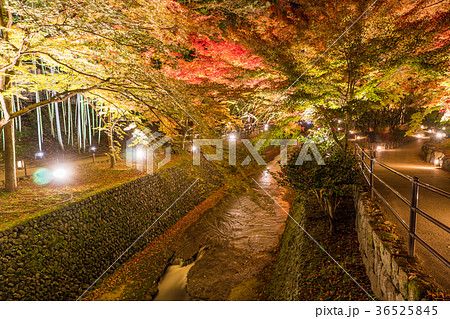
[
  {"left": 434, "top": 158, "right": 442, "bottom": 168},
  {"left": 17, "top": 160, "right": 28, "bottom": 177},
  {"left": 89, "top": 146, "right": 97, "bottom": 163},
  {"left": 35, "top": 151, "right": 45, "bottom": 159},
  {"left": 376, "top": 146, "right": 382, "bottom": 152},
  {"left": 17, "top": 160, "right": 24, "bottom": 169}
]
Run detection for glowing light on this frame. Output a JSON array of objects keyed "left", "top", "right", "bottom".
[
  {"left": 17, "top": 160, "right": 24, "bottom": 169},
  {"left": 338, "top": 120, "right": 342, "bottom": 124},
  {"left": 356, "top": 136, "right": 361, "bottom": 140},
  {"left": 428, "top": 129, "right": 433, "bottom": 133},
  {"left": 35, "top": 152, "right": 45, "bottom": 159},
  {"left": 421, "top": 125, "right": 424, "bottom": 129},
  {"left": 443, "top": 127, "right": 446, "bottom": 130},
  {"left": 229, "top": 134, "right": 236, "bottom": 140},
  {"left": 350, "top": 130, "right": 354, "bottom": 134},
  {"left": 436, "top": 132, "right": 446, "bottom": 139},
  {"left": 53, "top": 167, "right": 69, "bottom": 181},
  {"left": 136, "top": 149, "right": 145, "bottom": 161},
  {"left": 417, "top": 133, "right": 424, "bottom": 138},
  {"left": 264, "top": 124, "right": 269, "bottom": 131},
  {"left": 377, "top": 146, "right": 382, "bottom": 152},
  {"left": 89, "top": 146, "right": 97, "bottom": 152},
  {"left": 192, "top": 145, "right": 197, "bottom": 152}
]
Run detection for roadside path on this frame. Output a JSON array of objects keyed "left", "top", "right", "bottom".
[{"left": 366, "top": 138, "right": 450, "bottom": 291}]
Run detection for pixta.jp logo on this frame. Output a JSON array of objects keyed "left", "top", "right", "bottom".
[{"left": 126, "top": 131, "right": 172, "bottom": 175}]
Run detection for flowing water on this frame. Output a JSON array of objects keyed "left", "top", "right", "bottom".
[
  {"left": 154, "top": 248, "right": 207, "bottom": 301},
  {"left": 154, "top": 157, "right": 290, "bottom": 300}
]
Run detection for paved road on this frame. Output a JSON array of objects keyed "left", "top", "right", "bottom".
[{"left": 364, "top": 138, "right": 450, "bottom": 291}]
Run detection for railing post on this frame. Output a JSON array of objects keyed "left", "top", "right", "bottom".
[
  {"left": 408, "top": 176, "right": 419, "bottom": 258},
  {"left": 369, "top": 156, "right": 374, "bottom": 198}
]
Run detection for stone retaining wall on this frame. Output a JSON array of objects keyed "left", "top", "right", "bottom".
[
  {"left": 421, "top": 143, "right": 450, "bottom": 172},
  {"left": 0, "top": 161, "right": 222, "bottom": 300},
  {"left": 354, "top": 188, "right": 439, "bottom": 300}
]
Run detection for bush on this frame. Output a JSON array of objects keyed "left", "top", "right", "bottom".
[{"left": 275, "top": 142, "right": 359, "bottom": 232}]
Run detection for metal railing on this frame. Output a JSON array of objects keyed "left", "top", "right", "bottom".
[{"left": 355, "top": 144, "right": 450, "bottom": 268}]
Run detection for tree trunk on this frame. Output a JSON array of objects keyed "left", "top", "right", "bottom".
[
  {"left": 328, "top": 216, "right": 335, "bottom": 233},
  {"left": 3, "top": 97, "right": 17, "bottom": 192},
  {"left": 1, "top": 1, "right": 17, "bottom": 192},
  {"left": 325, "top": 198, "right": 336, "bottom": 233},
  {"left": 108, "top": 128, "right": 116, "bottom": 169}
]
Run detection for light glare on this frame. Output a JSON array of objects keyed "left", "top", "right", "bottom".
[{"left": 53, "top": 167, "right": 69, "bottom": 181}]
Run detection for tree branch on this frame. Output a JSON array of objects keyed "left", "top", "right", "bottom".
[
  {"left": 21, "top": 51, "right": 110, "bottom": 82},
  {"left": 4, "top": 0, "right": 12, "bottom": 29},
  {"left": 0, "top": 35, "right": 30, "bottom": 73},
  {"left": 424, "top": 0, "right": 446, "bottom": 9},
  {"left": 2, "top": 84, "right": 104, "bottom": 127}
]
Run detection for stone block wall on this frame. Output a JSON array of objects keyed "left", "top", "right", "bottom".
[
  {"left": 421, "top": 143, "right": 450, "bottom": 172},
  {"left": 0, "top": 161, "right": 222, "bottom": 300},
  {"left": 354, "top": 188, "right": 438, "bottom": 300}
]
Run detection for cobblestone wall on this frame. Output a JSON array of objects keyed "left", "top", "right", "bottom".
[{"left": 0, "top": 161, "right": 222, "bottom": 300}]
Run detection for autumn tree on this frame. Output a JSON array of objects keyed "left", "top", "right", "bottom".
[
  {"left": 180, "top": 0, "right": 449, "bottom": 148},
  {"left": 0, "top": 0, "right": 198, "bottom": 189}
]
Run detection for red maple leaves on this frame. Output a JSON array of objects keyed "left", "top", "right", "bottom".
[{"left": 163, "top": 34, "right": 265, "bottom": 85}]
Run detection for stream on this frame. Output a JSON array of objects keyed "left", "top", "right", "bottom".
[{"left": 153, "top": 157, "right": 290, "bottom": 301}]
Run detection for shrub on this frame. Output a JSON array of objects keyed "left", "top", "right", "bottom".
[{"left": 275, "top": 142, "right": 359, "bottom": 232}]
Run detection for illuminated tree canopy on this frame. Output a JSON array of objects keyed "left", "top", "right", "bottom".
[{"left": 1, "top": 0, "right": 449, "bottom": 191}]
